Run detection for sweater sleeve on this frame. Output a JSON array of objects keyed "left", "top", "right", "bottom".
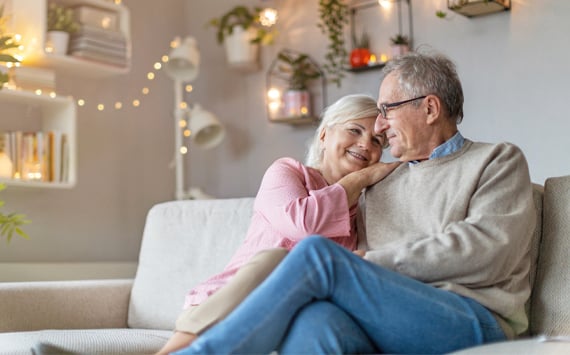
[
  {"left": 254, "top": 158, "right": 352, "bottom": 241},
  {"left": 364, "top": 144, "right": 536, "bottom": 286}
]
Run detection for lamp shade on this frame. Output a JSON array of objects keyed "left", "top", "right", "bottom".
[
  {"left": 165, "top": 36, "right": 200, "bottom": 82},
  {"left": 189, "top": 104, "right": 225, "bottom": 149}
]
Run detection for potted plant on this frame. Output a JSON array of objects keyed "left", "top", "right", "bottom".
[
  {"left": 349, "top": 29, "right": 371, "bottom": 68},
  {"left": 0, "top": 5, "right": 20, "bottom": 89},
  {"left": 390, "top": 34, "right": 410, "bottom": 58},
  {"left": 317, "top": 0, "right": 349, "bottom": 87},
  {"left": 276, "top": 49, "right": 322, "bottom": 118},
  {"left": 208, "top": 5, "right": 276, "bottom": 71},
  {"left": 46, "top": 3, "right": 79, "bottom": 55}
]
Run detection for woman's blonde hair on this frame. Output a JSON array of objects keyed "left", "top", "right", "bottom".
[{"left": 305, "top": 94, "right": 380, "bottom": 169}]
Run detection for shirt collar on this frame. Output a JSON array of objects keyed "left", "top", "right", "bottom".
[{"left": 408, "top": 131, "right": 464, "bottom": 165}]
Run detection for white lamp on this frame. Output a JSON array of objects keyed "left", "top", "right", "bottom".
[{"left": 164, "top": 36, "right": 225, "bottom": 200}]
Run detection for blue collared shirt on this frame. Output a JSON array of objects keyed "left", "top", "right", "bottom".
[{"left": 409, "top": 131, "right": 465, "bottom": 165}]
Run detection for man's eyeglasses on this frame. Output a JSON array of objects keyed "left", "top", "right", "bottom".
[{"left": 378, "top": 96, "right": 427, "bottom": 119}]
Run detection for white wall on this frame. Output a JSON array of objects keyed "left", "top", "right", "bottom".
[
  {"left": 186, "top": 0, "right": 570, "bottom": 198},
  {"left": 0, "top": 0, "right": 186, "bottom": 267},
  {"left": 1, "top": 0, "right": 569, "bottom": 277}
]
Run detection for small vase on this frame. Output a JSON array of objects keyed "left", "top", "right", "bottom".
[
  {"left": 283, "top": 90, "right": 311, "bottom": 117},
  {"left": 350, "top": 48, "right": 371, "bottom": 68},
  {"left": 390, "top": 44, "right": 410, "bottom": 59},
  {"left": 45, "top": 31, "right": 70, "bottom": 55}
]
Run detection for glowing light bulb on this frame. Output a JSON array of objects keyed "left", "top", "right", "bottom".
[{"left": 260, "top": 8, "right": 278, "bottom": 27}]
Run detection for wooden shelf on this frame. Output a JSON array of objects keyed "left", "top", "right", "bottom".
[
  {"left": 269, "top": 116, "right": 318, "bottom": 125},
  {"left": 345, "top": 62, "right": 387, "bottom": 73},
  {"left": 10, "top": 0, "right": 131, "bottom": 77}
]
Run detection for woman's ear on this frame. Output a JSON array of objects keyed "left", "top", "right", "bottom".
[
  {"left": 425, "top": 95, "right": 442, "bottom": 125},
  {"left": 319, "top": 127, "right": 327, "bottom": 143}
]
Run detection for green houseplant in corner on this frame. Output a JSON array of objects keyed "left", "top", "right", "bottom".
[
  {"left": 0, "top": 5, "right": 21, "bottom": 89},
  {"left": 46, "top": 3, "right": 79, "bottom": 55},
  {"left": 208, "top": 5, "right": 276, "bottom": 71},
  {"left": 276, "top": 49, "right": 322, "bottom": 118},
  {"left": 0, "top": 183, "right": 30, "bottom": 244}
]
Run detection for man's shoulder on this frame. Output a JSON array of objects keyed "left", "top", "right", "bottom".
[{"left": 464, "top": 140, "right": 526, "bottom": 159}]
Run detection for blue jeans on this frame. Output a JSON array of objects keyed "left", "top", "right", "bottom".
[{"left": 175, "top": 236, "right": 506, "bottom": 354}]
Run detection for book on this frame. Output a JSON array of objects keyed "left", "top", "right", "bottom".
[{"left": 72, "top": 5, "right": 120, "bottom": 32}]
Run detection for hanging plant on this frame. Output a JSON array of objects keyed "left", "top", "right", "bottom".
[
  {"left": 276, "top": 50, "right": 322, "bottom": 91},
  {"left": 317, "top": 0, "right": 349, "bottom": 87}
]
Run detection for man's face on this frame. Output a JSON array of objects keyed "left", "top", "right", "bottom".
[{"left": 375, "top": 72, "right": 430, "bottom": 161}]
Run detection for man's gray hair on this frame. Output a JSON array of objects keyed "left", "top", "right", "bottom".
[{"left": 382, "top": 51, "right": 464, "bottom": 124}]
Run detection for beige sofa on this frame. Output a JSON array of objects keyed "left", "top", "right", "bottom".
[{"left": 0, "top": 175, "right": 569, "bottom": 354}]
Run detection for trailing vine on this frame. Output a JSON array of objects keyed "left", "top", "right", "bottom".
[{"left": 317, "top": 0, "right": 349, "bottom": 87}]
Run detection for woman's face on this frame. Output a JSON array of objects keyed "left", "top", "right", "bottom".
[{"left": 320, "top": 117, "right": 384, "bottom": 183}]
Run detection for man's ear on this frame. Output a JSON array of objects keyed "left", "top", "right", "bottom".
[{"left": 425, "top": 95, "right": 441, "bottom": 125}]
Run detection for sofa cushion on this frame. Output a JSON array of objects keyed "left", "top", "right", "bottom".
[
  {"left": 0, "top": 329, "right": 171, "bottom": 355},
  {"left": 530, "top": 175, "right": 570, "bottom": 336},
  {"left": 128, "top": 198, "right": 254, "bottom": 330}
]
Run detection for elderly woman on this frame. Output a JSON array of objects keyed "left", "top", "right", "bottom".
[{"left": 157, "top": 94, "right": 399, "bottom": 354}]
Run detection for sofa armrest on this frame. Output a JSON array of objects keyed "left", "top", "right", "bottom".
[{"left": 0, "top": 279, "right": 133, "bottom": 332}]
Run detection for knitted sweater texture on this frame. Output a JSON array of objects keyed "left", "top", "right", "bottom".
[{"left": 364, "top": 140, "right": 536, "bottom": 336}]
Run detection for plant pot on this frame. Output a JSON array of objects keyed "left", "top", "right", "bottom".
[
  {"left": 350, "top": 48, "right": 371, "bottom": 68},
  {"left": 390, "top": 44, "right": 410, "bottom": 59},
  {"left": 45, "top": 31, "right": 70, "bottom": 55},
  {"left": 224, "top": 25, "right": 260, "bottom": 72},
  {"left": 283, "top": 90, "right": 311, "bottom": 117}
]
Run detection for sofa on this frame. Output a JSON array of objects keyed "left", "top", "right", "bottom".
[{"left": 0, "top": 175, "right": 569, "bottom": 354}]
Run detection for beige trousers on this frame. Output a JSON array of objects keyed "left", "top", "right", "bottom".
[{"left": 175, "top": 248, "right": 289, "bottom": 334}]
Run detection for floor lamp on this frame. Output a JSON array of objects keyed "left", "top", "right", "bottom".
[{"left": 164, "top": 36, "right": 226, "bottom": 200}]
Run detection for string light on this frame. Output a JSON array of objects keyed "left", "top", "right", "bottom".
[{"left": 73, "top": 43, "right": 187, "bottom": 112}]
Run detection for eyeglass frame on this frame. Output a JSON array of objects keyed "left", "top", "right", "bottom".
[{"left": 378, "top": 95, "right": 427, "bottom": 119}]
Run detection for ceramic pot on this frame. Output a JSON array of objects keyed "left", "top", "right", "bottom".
[
  {"left": 224, "top": 25, "right": 260, "bottom": 72},
  {"left": 390, "top": 44, "right": 410, "bottom": 59},
  {"left": 45, "top": 31, "right": 70, "bottom": 55}
]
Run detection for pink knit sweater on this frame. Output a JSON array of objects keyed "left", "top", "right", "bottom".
[{"left": 184, "top": 157, "right": 358, "bottom": 308}]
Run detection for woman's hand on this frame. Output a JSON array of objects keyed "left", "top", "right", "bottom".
[
  {"left": 338, "top": 161, "right": 401, "bottom": 207},
  {"left": 359, "top": 161, "right": 401, "bottom": 187},
  {"left": 353, "top": 250, "right": 366, "bottom": 257}
]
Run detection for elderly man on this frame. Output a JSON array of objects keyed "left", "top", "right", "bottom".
[{"left": 176, "top": 52, "right": 536, "bottom": 355}]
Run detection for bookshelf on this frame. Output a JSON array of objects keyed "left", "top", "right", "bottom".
[
  {"left": 0, "top": 90, "right": 76, "bottom": 188},
  {"left": 9, "top": 0, "right": 131, "bottom": 77}
]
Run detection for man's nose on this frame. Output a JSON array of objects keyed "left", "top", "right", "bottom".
[{"left": 375, "top": 115, "right": 389, "bottom": 134}]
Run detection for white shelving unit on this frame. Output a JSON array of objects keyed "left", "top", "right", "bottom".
[
  {"left": 9, "top": 0, "right": 131, "bottom": 77},
  {"left": 0, "top": 0, "right": 130, "bottom": 188},
  {"left": 0, "top": 89, "right": 77, "bottom": 188}
]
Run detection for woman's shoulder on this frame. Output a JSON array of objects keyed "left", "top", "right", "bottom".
[
  {"left": 266, "top": 157, "right": 322, "bottom": 181},
  {"left": 270, "top": 157, "right": 305, "bottom": 171}
]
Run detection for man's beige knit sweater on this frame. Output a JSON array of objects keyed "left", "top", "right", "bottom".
[{"left": 363, "top": 140, "right": 536, "bottom": 337}]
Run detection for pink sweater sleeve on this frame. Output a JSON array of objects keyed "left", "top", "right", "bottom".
[{"left": 254, "top": 158, "right": 353, "bottom": 241}]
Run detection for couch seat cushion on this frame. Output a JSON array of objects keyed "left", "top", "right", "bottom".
[{"left": 0, "top": 328, "right": 171, "bottom": 355}]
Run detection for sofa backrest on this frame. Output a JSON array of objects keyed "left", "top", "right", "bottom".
[
  {"left": 128, "top": 198, "right": 254, "bottom": 330},
  {"left": 530, "top": 175, "right": 570, "bottom": 336},
  {"left": 524, "top": 184, "right": 544, "bottom": 332}
]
